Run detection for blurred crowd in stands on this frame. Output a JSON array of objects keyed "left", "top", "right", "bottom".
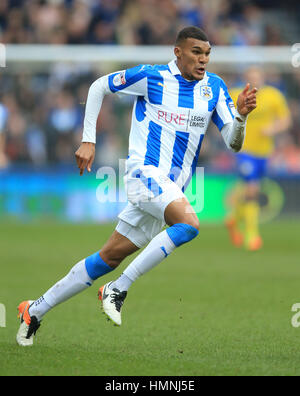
[
  {"left": 0, "top": 0, "right": 299, "bottom": 46},
  {"left": 0, "top": 0, "right": 300, "bottom": 174}
]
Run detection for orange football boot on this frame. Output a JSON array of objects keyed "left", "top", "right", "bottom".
[
  {"left": 16, "top": 300, "right": 40, "bottom": 346},
  {"left": 246, "top": 235, "right": 263, "bottom": 251}
]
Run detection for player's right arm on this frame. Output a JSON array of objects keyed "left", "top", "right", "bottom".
[{"left": 76, "top": 66, "right": 149, "bottom": 176}]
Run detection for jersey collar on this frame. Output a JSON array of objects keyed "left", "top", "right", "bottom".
[{"left": 168, "top": 59, "right": 181, "bottom": 76}]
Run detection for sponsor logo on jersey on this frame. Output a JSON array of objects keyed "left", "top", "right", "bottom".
[
  {"left": 200, "top": 85, "right": 213, "bottom": 100},
  {"left": 189, "top": 115, "right": 206, "bottom": 128},
  {"left": 157, "top": 110, "right": 206, "bottom": 129},
  {"left": 158, "top": 110, "right": 186, "bottom": 125}
]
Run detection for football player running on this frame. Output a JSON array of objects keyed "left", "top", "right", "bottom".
[{"left": 17, "top": 26, "right": 257, "bottom": 346}]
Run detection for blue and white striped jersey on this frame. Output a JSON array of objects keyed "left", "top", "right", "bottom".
[{"left": 107, "top": 60, "right": 235, "bottom": 191}]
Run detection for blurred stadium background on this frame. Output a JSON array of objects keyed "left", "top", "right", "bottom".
[
  {"left": 0, "top": 0, "right": 299, "bottom": 224},
  {"left": 1, "top": 0, "right": 300, "bottom": 377}
]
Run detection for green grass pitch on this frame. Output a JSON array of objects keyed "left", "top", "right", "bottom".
[{"left": 0, "top": 220, "right": 300, "bottom": 376}]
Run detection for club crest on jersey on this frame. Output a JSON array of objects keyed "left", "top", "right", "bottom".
[
  {"left": 113, "top": 71, "right": 126, "bottom": 87},
  {"left": 200, "top": 85, "right": 213, "bottom": 100}
]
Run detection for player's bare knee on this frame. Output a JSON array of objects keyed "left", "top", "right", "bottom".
[
  {"left": 186, "top": 217, "right": 200, "bottom": 232},
  {"left": 177, "top": 213, "right": 200, "bottom": 232}
]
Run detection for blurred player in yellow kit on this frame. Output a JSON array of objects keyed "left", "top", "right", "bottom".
[{"left": 227, "top": 66, "right": 291, "bottom": 251}]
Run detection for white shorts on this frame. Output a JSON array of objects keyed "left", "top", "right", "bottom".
[{"left": 116, "top": 165, "right": 186, "bottom": 248}]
